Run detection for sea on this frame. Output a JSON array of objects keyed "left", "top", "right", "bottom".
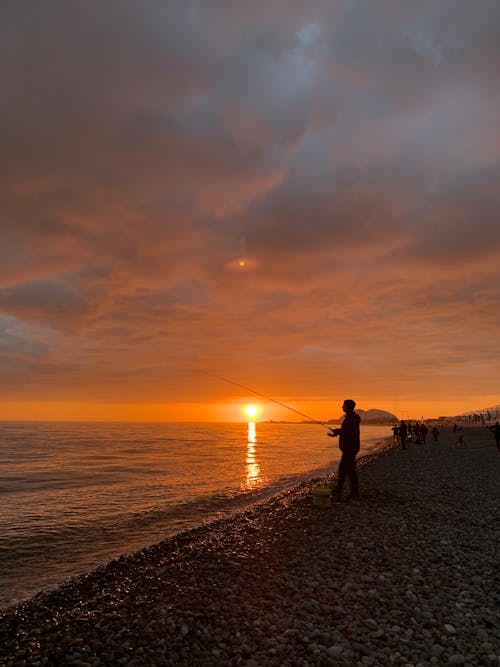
[{"left": 0, "top": 421, "right": 391, "bottom": 609}]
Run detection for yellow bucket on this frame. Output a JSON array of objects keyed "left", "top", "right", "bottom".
[{"left": 312, "top": 486, "right": 331, "bottom": 507}]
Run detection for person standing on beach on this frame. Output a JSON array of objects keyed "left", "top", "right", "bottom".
[
  {"left": 488, "top": 421, "right": 500, "bottom": 451},
  {"left": 328, "top": 399, "right": 361, "bottom": 499},
  {"left": 399, "top": 420, "right": 408, "bottom": 450}
]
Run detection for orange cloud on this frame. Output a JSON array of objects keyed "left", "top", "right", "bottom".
[{"left": 1, "top": 1, "right": 500, "bottom": 420}]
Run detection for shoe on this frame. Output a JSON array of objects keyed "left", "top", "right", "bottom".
[{"left": 346, "top": 493, "right": 360, "bottom": 501}]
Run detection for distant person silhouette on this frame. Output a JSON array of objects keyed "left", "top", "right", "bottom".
[
  {"left": 432, "top": 426, "right": 440, "bottom": 442},
  {"left": 488, "top": 421, "right": 500, "bottom": 451},
  {"left": 399, "top": 420, "right": 408, "bottom": 449},
  {"left": 328, "top": 399, "right": 361, "bottom": 499}
]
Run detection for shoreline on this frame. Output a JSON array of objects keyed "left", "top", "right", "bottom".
[
  {"left": 1, "top": 429, "right": 499, "bottom": 665},
  {"left": 0, "top": 426, "right": 391, "bottom": 610},
  {"left": 0, "top": 437, "right": 393, "bottom": 612}
]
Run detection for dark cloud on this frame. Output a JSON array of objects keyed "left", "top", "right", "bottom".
[
  {"left": 1, "top": 1, "right": 499, "bottom": 410},
  {"left": 0, "top": 279, "right": 88, "bottom": 317}
]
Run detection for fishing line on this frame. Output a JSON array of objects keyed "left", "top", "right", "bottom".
[{"left": 200, "top": 370, "right": 332, "bottom": 431}]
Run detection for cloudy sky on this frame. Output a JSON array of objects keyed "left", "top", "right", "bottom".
[{"left": 1, "top": 1, "right": 500, "bottom": 421}]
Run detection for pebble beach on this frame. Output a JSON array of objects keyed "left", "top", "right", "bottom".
[{"left": 1, "top": 427, "right": 499, "bottom": 666}]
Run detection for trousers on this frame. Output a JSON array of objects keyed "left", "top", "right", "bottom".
[{"left": 335, "top": 451, "right": 359, "bottom": 496}]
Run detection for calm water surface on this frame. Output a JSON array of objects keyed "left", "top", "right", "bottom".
[{"left": 0, "top": 421, "right": 391, "bottom": 608}]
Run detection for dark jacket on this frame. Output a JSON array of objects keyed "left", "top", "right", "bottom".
[{"left": 334, "top": 411, "right": 361, "bottom": 454}]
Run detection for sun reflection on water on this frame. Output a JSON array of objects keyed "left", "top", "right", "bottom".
[{"left": 245, "top": 421, "right": 262, "bottom": 489}]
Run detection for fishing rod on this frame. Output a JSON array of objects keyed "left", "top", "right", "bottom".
[{"left": 200, "top": 370, "right": 333, "bottom": 431}]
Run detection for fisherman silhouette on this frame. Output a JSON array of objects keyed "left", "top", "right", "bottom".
[{"left": 328, "top": 399, "right": 361, "bottom": 499}]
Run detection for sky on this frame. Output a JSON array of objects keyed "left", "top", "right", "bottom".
[{"left": 1, "top": 1, "right": 500, "bottom": 422}]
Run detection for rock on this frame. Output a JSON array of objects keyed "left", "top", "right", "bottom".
[
  {"left": 370, "top": 628, "right": 384, "bottom": 639},
  {"left": 448, "top": 655, "right": 465, "bottom": 664},
  {"left": 327, "top": 645, "right": 344, "bottom": 658}
]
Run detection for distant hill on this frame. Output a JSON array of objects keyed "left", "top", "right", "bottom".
[
  {"left": 356, "top": 409, "right": 398, "bottom": 424},
  {"left": 327, "top": 408, "right": 398, "bottom": 425}
]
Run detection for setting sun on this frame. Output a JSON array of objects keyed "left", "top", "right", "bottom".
[{"left": 245, "top": 404, "right": 259, "bottom": 419}]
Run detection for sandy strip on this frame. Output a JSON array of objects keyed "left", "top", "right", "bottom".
[{"left": 0, "top": 428, "right": 499, "bottom": 666}]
